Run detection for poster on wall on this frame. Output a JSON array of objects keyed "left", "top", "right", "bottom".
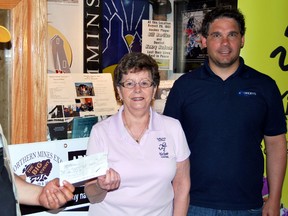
[
  {"left": 179, "top": 9, "right": 207, "bottom": 67},
  {"left": 142, "top": 20, "right": 174, "bottom": 70},
  {"left": 101, "top": 0, "right": 149, "bottom": 75},
  {"left": 8, "top": 138, "right": 90, "bottom": 215},
  {"left": 173, "top": 0, "right": 237, "bottom": 73},
  {"left": 48, "top": 0, "right": 83, "bottom": 74},
  {"left": 49, "top": 0, "right": 150, "bottom": 74},
  {"left": 83, "top": 0, "right": 101, "bottom": 73}
]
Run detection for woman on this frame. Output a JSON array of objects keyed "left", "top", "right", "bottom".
[{"left": 84, "top": 52, "right": 190, "bottom": 216}]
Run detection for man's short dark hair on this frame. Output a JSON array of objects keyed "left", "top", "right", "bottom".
[{"left": 201, "top": 7, "right": 246, "bottom": 38}]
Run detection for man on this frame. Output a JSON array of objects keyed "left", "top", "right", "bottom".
[
  {"left": 0, "top": 26, "right": 75, "bottom": 215},
  {"left": 164, "top": 7, "right": 287, "bottom": 216}
]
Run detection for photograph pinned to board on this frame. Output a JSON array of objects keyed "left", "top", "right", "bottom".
[{"left": 153, "top": 80, "right": 175, "bottom": 114}]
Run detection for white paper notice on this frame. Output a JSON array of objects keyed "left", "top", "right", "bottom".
[
  {"left": 142, "top": 20, "right": 174, "bottom": 70},
  {"left": 59, "top": 152, "right": 108, "bottom": 185}
]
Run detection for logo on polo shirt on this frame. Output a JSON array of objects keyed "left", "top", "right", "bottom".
[
  {"left": 157, "top": 137, "right": 169, "bottom": 158},
  {"left": 238, "top": 91, "right": 257, "bottom": 96}
]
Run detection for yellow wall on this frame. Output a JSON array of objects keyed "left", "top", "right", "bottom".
[{"left": 238, "top": 0, "right": 288, "bottom": 210}]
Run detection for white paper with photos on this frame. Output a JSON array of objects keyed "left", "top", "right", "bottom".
[
  {"left": 48, "top": 73, "right": 118, "bottom": 116},
  {"left": 83, "top": 73, "right": 118, "bottom": 115}
]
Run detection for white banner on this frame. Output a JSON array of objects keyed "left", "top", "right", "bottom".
[{"left": 8, "top": 138, "right": 89, "bottom": 216}]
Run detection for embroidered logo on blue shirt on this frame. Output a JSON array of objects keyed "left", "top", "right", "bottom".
[
  {"left": 157, "top": 137, "right": 169, "bottom": 158},
  {"left": 238, "top": 91, "right": 257, "bottom": 96}
]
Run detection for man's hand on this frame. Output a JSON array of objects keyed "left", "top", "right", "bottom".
[{"left": 39, "top": 178, "right": 75, "bottom": 209}]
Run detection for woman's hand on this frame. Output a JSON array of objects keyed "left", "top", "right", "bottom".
[
  {"left": 84, "top": 168, "right": 121, "bottom": 203},
  {"left": 97, "top": 168, "right": 121, "bottom": 191}
]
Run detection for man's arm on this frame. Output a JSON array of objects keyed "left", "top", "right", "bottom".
[
  {"left": 15, "top": 175, "right": 75, "bottom": 209},
  {"left": 262, "top": 133, "right": 287, "bottom": 216}
]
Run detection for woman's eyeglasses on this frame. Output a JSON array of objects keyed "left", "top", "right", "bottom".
[{"left": 119, "top": 79, "right": 155, "bottom": 89}]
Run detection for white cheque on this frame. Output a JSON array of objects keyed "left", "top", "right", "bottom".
[{"left": 59, "top": 152, "right": 108, "bottom": 185}]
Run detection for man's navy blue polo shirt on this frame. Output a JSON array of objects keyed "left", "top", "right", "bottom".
[{"left": 163, "top": 57, "right": 287, "bottom": 210}]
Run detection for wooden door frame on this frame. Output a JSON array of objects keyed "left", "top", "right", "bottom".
[{"left": 0, "top": 0, "right": 47, "bottom": 144}]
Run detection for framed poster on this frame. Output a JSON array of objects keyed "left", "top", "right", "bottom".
[{"left": 173, "top": 0, "right": 238, "bottom": 73}]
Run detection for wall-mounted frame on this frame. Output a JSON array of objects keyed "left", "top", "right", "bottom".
[{"left": 173, "top": 0, "right": 238, "bottom": 73}]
